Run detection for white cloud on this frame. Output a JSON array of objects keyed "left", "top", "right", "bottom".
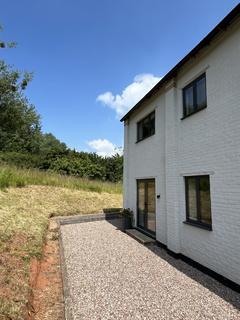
[
  {"left": 97, "top": 73, "right": 161, "bottom": 118},
  {"left": 87, "top": 139, "right": 122, "bottom": 157}
]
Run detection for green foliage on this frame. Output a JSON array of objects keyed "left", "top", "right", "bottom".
[
  {"left": 47, "top": 156, "right": 106, "bottom": 179},
  {"left": 105, "top": 154, "right": 123, "bottom": 182},
  {"left": 0, "top": 150, "right": 123, "bottom": 182},
  {"left": 39, "top": 133, "right": 68, "bottom": 156},
  {"left": 122, "top": 208, "right": 134, "bottom": 218},
  {"left": 0, "top": 151, "right": 41, "bottom": 168},
  {"left": 0, "top": 60, "right": 41, "bottom": 153}
]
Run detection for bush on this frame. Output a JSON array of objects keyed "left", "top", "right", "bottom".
[
  {"left": 0, "top": 150, "right": 123, "bottom": 183},
  {"left": 0, "top": 152, "right": 41, "bottom": 168}
]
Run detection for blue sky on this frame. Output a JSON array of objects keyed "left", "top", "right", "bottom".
[{"left": 1, "top": 0, "right": 239, "bottom": 155}]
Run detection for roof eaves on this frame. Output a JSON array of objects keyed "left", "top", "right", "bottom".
[{"left": 120, "top": 3, "right": 240, "bottom": 122}]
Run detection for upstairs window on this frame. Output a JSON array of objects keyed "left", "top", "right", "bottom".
[
  {"left": 185, "top": 175, "right": 212, "bottom": 230},
  {"left": 182, "top": 73, "right": 207, "bottom": 118},
  {"left": 137, "top": 111, "right": 155, "bottom": 142}
]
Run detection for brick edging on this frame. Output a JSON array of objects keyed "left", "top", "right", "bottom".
[
  {"left": 58, "top": 224, "right": 74, "bottom": 320},
  {"left": 58, "top": 212, "right": 122, "bottom": 226}
]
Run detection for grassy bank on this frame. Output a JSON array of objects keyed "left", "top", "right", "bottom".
[
  {"left": 0, "top": 168, "right": 122, "bottom": 319},
  {"left": 0, "top": 165, "right": 122, "bottom": 194}
]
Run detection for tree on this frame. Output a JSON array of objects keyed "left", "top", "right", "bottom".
[
  {"left": 39, "top": 133, "right": 68, "bottom": 155},
  {"left": 0, "top": 60, "right": 41, "bottom": 153},
  {"left": 105, "top": 154, "right": 123, "bottom": 182},
  {"left": 0, "top": 24, "right": 16, "bottom": 49}
]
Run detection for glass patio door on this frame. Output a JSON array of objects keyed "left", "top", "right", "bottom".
[{"left": 137, "top": 179, "right": 156, "bottom": 235}]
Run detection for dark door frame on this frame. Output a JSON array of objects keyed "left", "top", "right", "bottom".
[{"left": 137, "top": 178, "right": 156, "bottom": 237}]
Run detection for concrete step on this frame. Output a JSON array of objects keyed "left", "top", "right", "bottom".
[{"left": 126, "top": 229, "right": 155, "bottom": 244}]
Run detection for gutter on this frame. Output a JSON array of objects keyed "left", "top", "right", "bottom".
[{"left": 120, "top": 3, "right": 240, "bottom": 122}]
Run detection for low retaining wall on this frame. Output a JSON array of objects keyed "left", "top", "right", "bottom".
[{"left": 57, "top": 212, "right": 123, "bottom": 227}]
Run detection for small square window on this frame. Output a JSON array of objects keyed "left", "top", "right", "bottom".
[
  {"left": 185, "top": 175, "right": 212, "bottom": 229},
  {"left": 183, "top": 74, "right": 207, "bottom": 118}
]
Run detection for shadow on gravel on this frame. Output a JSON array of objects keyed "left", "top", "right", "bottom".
[
  {"left": 105, "top": 218, "right": 240, "bottom": 312},
  {"left": 146, "top": 244, "right": 240, "bottom": 312},
  {"left": 106, "top": 217, "right": 125, "bottom": 230}
]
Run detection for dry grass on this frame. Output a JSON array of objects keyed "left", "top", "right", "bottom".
[{"left": 0, "top": 185, "right": 122, "bottom": 320}]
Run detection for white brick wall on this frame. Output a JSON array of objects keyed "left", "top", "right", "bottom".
[{"left": 123, "top": 19, "right": 240, "bottom": 285}]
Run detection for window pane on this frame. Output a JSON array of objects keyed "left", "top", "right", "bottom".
[
  {"left": 147, "top": 181, "right": 156, "bottom": 233},
  {"left": 138, "top": 122, "right": 143, "bottom": 140},
  {"left": 142, "top": 118, "right": 150, "bottom": 138},
  {"left": 199, "top": 176, "right": 211, "bottom": 224},
  {"left": 187, "top": 177, "right": 197, "bottom": 220},
  {"left": 138, "top": 181, "right": 145, "bottom": 228},
  {"left": 196, "top": 76, "right": 206, "bottom": 109},
  {"left": 149, "top": 112, "right": 155, "bottom": 135},
  {"left": 184, "top": 86, "right": 194, "bottom": 116}
]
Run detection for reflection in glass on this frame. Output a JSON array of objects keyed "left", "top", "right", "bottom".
[
  {"left": 137, "top": 179, "right": 156, "bottom": 234},
  {"left": 196, "top": 77, "right": 206, "bottom": 109},
  {"left": 147, "top": 181, "right": 156, "bottom": 233},
  {"left": 199, "top": 176, "right": 211, "bottom": 224},
  {"left": 138, "top": 181, "right": 145, "bottom": 228},
  {"left": 188, "top": 177, "right": 197, "bottom": 220},
  {"left": 184, "top": 85, "right": 194, "bottom": 115}
]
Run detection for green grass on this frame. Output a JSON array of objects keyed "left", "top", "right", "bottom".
[{"left": 0, "top": 165, "right": 122, "bottom": 194}]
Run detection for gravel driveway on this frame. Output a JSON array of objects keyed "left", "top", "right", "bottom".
[{"left": 60, "top": 220, "right": 240, "bottom": 320}]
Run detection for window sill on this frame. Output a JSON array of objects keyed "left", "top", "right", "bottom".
[
  {"left": 183, "top": 220, "right": 212, "bottom": 231},
  {"left": 136, "top": 133, "right": 155, "bottom": 144},
  {"left": 181, "top": 106, "right": 207, "bottom": 120}
]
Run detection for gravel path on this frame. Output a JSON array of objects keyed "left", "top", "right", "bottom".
[{"left": 61, "top": 220, "right": 240, "bottom": 320}]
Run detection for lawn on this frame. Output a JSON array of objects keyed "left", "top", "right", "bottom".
[{"left": 0, "top": 172, "right": 122, "bottom": 320}]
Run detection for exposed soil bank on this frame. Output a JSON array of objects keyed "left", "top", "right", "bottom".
[{"left": 28, "top": 220, "right": 64, "bottom": 320}]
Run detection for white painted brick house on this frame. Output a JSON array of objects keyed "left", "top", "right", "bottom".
[{"left": 121, "top": 4, "right": 240, "bottom": 287}]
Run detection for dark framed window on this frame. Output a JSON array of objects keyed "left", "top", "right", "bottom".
[
  {"left": 137, "top": 111, "right": 155, "bottom": 142},
  {"left": 182, "top": 73, "right": 207, "bottom": 118},
  {"left": 185, "top": 175, "right": 212, "bottom": 230}
]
